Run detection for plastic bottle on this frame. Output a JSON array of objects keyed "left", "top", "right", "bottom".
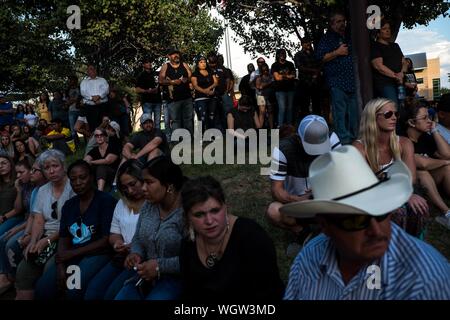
[{"left": 397, "top": 85, "right": 405, "bottom": 101}]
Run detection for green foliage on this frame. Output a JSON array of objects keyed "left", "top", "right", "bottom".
[{"left": 1, "top": 0, "right": 224, "bottom": 95}]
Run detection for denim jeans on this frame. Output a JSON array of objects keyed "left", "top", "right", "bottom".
[
  {"left": 329, "top": 87, "right": 359, "bottom": 145},
  {"left": 84, "top": 262, "right": 135, "bottom": 300},
  {"left": 115, "top": 273, "right": 182, "bottom": 300},
  {"left": 194, "top": 98, "right": 218, "bottom": 132},
  {"left": 375, "top": 85, "right": 399, "bottom": 107},
  {"left": 143, "top": 102, "right": 162, "bottom": 129},
  {"left": 34, "top": 254, "right": 110, "bottom": 300},
  {"left": 168, "top": 98, "right": 193, "bottom": 135},
  {"left": 0, "top": 229, "right": 24, "bottom": 276},
  {"left": 68, "top": 110, "right": 81, "bottom": 138},
  {"left": 275, "top": 91, "right": 295, "bottom": 127},
  {"left": 0, "top": 216, "right": 23, "bottom": 237},
  {"left": 162, "top": 100, "right": 171, "bottom": 139}
]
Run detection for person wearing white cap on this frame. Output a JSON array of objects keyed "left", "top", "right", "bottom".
[
  {"left": 283, "top": 145, "right": 450, "bottom": 300},
  {"left": 266, "top": 115, "right": 340, "bottom": 236},
  {"left": 121, "top": 113, "right": 169, "bottom": 165}
]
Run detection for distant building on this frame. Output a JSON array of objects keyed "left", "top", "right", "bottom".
[{"left": 405, "top": 52, "right": 441, "bottom": 101}]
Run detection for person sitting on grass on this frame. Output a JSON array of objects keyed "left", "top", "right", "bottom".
[
  {"left": 40, "top": 118, "right": 75, "bottom": 156},
  {"left": 282, "top": 145, "right": 450, "bottom": 300}
]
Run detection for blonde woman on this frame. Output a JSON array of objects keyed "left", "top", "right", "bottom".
[{"left": 353, "top": 98, "right": 429, "bottom": 237}]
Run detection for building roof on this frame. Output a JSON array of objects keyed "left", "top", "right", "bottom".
[{"left": 405, "top": 52, "right": 427, "bottom": 70}]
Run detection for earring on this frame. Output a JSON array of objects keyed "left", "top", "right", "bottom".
[
  {"left": 189, "top": 225, "right": 195, "bottom": 241},
  {"left": 167, "top": 185, "right": 173, "bottom": 194}
]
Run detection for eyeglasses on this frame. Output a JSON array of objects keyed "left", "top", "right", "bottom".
[
  {"left": 377, "top": 110, "right": 399, "bottom": 119},
  {"left": 30, "top": 168, "right": 41, "bottom": 174},
  {"left": 51, "top": 201, "right": 58, "bottom": 219},
  {"left": 94, "top": 134, "right": 105, "bottom": 138},
  {"left": 414, "top": 114, "right": 431, "bottom": 121},
  {"left": 325, "top": 213, "right": 390, "bottom": 232}
]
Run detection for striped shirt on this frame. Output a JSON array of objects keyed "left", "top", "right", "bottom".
[{"left": 284, "top": 223, "right": 450, "bottom": 300}]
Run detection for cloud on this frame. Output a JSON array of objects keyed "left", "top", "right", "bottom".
[{"left": 397, "top": 28, "right": 450, "bottom": 87}]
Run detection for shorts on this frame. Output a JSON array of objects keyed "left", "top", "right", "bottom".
[{"left": 256, "top": 95, "right": 266, "bottom": 106}]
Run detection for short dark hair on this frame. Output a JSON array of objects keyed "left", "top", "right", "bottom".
[
  {"left": 181, "top": 176, "right": 225, "bottom": 215},
  {"left": 67, "top": 159, "right": 94, "bottom": 177},
  {"left": 143, "top": 156, "right": 185, "bottom": 191},
  {"left": 438, "top": 93, "right": 450, "bottom": 113},
  {"left": 15, "top": 158, "right": 32, "bottom": 170}
]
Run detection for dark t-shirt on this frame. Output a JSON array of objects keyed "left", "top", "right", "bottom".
[
  {"left": 87, "top": 142, "right": 121, "bottom": 169},
  {"left": 214, "top": 67, "right": 232, "bottom": 96},
  {"left": 228, "top": 108, "right": 255, "bottom": 131},
  {"left": 412, "top": 133, "right": 438, "bottom": 158},
  {"left": 179, "top": 218, "right": 284, "bottom": 301},
  {"left": 59, "top": 190, "right": 117, "bottom": 249},
  {"left": 192, "top": 69, "right": 216, "bottom": 100},
  {"left": 371, "top": 41, "right": 404, "bottom": 88},
  {"left": 238, "top": 74, "right": 255, "bottom": 98},
  {"left": 165, "top": 63, "right": 191, "bottom": 101},
  {"left": 136, "top": 70, "right": 161, "bottom": 104},
  {"left": 130, "top": 128, "right": 169, "bottom": 155},
  {"left": 270, "top": 61, "right": 296, "bottom": 92}
]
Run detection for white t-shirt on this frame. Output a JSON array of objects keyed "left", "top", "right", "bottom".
[
  {"left": 24, "top": 114, "right": 39, "bottom": 127},
  {"left": 437, "top": 123, "right": 450, "bottom": 145},
  {"left": 33, "top": 180, "right": 75, "bottom": 235},
  {"left": 109, "top": 199, "right": 140, "bottom": 244}
]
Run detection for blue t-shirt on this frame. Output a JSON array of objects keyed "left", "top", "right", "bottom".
[
  {"left": 59, "top": 190, "right": 117, "bottom": 247},
  {"left": 0, "top": 102, "right": 14, "bottom": 126},
  {"left": 316, "top": 30, "right": 355, "bottom": 93}
]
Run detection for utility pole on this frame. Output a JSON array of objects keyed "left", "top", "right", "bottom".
[{"left": 349, "top": 0, "right": 373, "bottom": 110}]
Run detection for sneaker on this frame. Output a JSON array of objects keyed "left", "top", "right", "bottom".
[{"left": 435, "top": 214, "right": 450, "bottom": 230}]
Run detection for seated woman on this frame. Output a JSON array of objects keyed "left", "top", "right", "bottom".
[
  {"left": 15, "top": 149, "right": 75, "bottom": 300},
  {"left": 255, "top": 62, "right": 274, "bottom": 128},
  {"left": 85, "top": 160, "right": 145, "bottom": 300},
  {"left": 22, "top": 125, "right": 41, "bottom": 157},
  {"left": 227, "top": 95, "right": 264, "bottom": 139},
  {"left": 34, "top": 160, "right": 117, "bottom": 300},
  {"left": 84, "top": 128, "right": 120, "bottom": 191},
  {"left": 179, "top": 176, "right": 284, "bottom": 301},
  {"left": 353, "top": 98, "right": 429, "bottom": 237},
  {"left": 14, "top": 139, "right": 35, "bottom": 164},
  {"left": 115, "top": 156, "right": 185, "bottom": 300},
  {"left": 401, "top": 98, "right": 450, "bottom": 229},
  {"left": 0, "top": 133, "right": 15, "bottom": 158},
  {"left": 10, "top": 124, "right": 26, "bottom": 143},
  {"left": 0, "top": 154, "right": 23, "bottom": 236},
  {"left": 0, "top": 158, "right": 48, "bottom": 295}
]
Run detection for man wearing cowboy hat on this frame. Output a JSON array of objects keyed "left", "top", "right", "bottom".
[
  {"left": 283, "top": 145, "right": 450, "bottom": 300},
  {"left": 122, "top": 113, "right": 169, "bottom": 165}
]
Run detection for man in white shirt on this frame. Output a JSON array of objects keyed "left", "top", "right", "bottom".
[
  {"left": 80, "top": 64, "right": 109, "bottom": 129},
  {"left": 437, "top": 93, "right": 450, "bottom": 145}
]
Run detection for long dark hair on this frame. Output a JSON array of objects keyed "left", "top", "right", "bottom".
[
  {"left": 143, "top": 156, "right": 185, "bottom": 191},
  {"left": 117, "top": 159, "right": 144, "bottom": 198}
]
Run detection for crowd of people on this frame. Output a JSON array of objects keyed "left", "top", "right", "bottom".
[{"left": 0, "top": 10, "right": 449, "bottom": 301}]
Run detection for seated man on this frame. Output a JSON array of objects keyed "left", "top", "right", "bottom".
[
  {"left": 40, "top": 118, "right": 75, "bottom": 155},
  {"left": 122, "top": 113, "right": 169, "bottom": 165},
  {"left": 282, "top": 145, "right": 450, "bottom": 300},
  {"left": 267, "top": 115, "right": 340, "bottom": 235},
  {"left": 436, "top": 93, "right": 450, "bottom": 144}
]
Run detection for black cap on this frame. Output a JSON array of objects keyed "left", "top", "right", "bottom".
[
  {"left": 438, "top": 93, "right": 450, "bottom": 112},
  {"left": 167, "top": 47, "right": 181, "bottom": 55}
]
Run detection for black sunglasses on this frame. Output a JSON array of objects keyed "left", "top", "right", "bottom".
[
  {"left": 325, "top": 213, "right": 390, "bottom": 232},
  {"left": 51, "top": 201, "right": 58, "bottom": 219},
  {"left": 377, "top": 110, "right": 399, "bottom": 119}
]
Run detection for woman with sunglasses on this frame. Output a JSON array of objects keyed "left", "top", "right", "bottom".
[
  {"left": 85, "top": 160, "right": 145, "bottom": 300},
  {"left": 33, "top": 160, "right": 117, "bottom": 300},
  {"left": 402, "top": 98, "right": 450, "bottom": 229},
  {"left": 179, "top": 176, "right": 284, "bottom": 301},
  {"left": 15, "top": 149, "right": 75, "bottom": 300},
  {"left": 115, "top": 156, "right": 185, "bottom": 300},
  {"left": 84, "top": 128, "right": 120, "bottom": 191},
  {"left": 353, "top": 98, "right": 429, "bottom": 237}
]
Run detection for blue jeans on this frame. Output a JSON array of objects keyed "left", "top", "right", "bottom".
[
  {"left": 0, "top": 216, "right": 23, "bottom": 237},
  {"left": 0, "top": 229, "right": 24, "bottom": 275},
  {"left": 330, "top": 87, "right": 359, "bottom": 145},
  {"left": 375, "top": 85, "right": 399, "bottom": 107},
  {"left": 143, "top": 102, "right": 162, "bottom": 129},
  {"left": 194, "top": 98, "right": 218, "bottom": 132},
  {"left": 35, "top": 254, "right": 110, "bottom": 300},
  {"left": 84, "top": 262, "right": 135, "bottom": 300},
  {"left": 168, "top": 98, "right": 193, "bottom": 135},
  {"left": 115, "top": 273, "right": 182, "bottom": 300},
  {"left": 275, "top": 91, "right": 295, "bottom": 126},
  {"left": 68, "top": 110, "right": 81, "bottom": 138}
]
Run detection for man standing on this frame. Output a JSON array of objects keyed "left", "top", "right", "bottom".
[
  {"left": 0, "top": 94, "right": 14, "bottom": 128},
  {"left": 238, "top": 63, "right": 256, "bottom": 104},
  {"left": 436, "top": 93, "right": 450, "bottom": 144},
  {"left": 271, "top": 49, "right": 297, "bottom": 127},
  {"left": 80, "top": 64, "right": 110, "bottom": 130},
  {"left": 136, "top": 57, "right": 162, "bottom": 129},
  {"left": 282, "top": 146, "right": 450, "bottom": 300},
  {"left": 294, "top": 37, "right": 322, "bottom": 118},
  {"left": 316, "top": 12, "right": 358, "bottom": 145},
  {"left": 159, "top": 48, "right": 193, "bottom": 135}
]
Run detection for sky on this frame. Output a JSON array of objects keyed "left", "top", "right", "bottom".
[{"left": 217, "top": 11, "right": 450, "bottom": 88}]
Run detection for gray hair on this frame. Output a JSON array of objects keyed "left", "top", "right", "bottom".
[{"left": 38, "top": 149, "right": 66, "bottom": 170}]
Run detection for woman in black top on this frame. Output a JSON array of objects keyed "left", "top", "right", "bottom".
[
  {"left": 84, "top": 128, "right": 120, "bottom": 191},
  {"left": 371, "top": 19, "right": 408, "bottom": 106},
  {"left": 191, "top": 56, "right": 219, "bottom": 132},
  {"left": 404, "top": 58, "right": 418, "bottom": 98},
  {"left": 180, "top": 176, "right": 284, "bottom": 301}
]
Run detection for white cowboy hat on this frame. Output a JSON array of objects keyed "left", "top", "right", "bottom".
[{"left": 280, "top": 145, "right": 413, "bottom": 218}]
